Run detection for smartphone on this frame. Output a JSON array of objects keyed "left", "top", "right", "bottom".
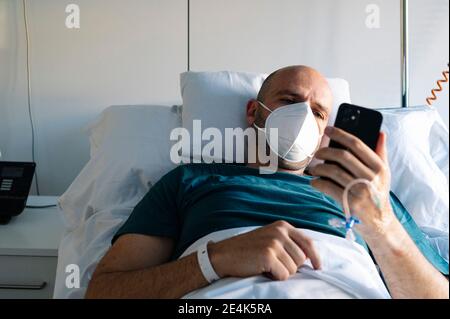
[{"left": 329, "top": 103, "right": 383, "bottom": 152}]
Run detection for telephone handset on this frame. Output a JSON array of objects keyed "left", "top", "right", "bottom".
[{"left": 0, "top": 162, "right": 36, "bottom": 224}]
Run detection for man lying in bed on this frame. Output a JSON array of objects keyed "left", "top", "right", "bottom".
[{"left": 86, "top": 66, "right": 449, "bottom": 299}]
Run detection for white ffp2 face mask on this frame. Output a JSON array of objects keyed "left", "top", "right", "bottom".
[{"left": 254, "top": 101, "right": 321, "bottom": 163}]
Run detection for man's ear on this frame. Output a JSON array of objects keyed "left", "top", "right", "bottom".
[{"left": 246, "top": 99, "right": 259, "bottom": 126}]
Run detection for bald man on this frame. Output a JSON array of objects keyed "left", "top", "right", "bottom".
[{"left": 86, "top": 66, "right": 448, "bottom": 299}]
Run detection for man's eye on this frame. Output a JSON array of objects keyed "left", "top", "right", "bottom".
[
  {"left": 314, "top": 111, "right": 325, "bottom": 120},
  {"left": 281, "top": 99, "right": 295, "bottom": 105}
]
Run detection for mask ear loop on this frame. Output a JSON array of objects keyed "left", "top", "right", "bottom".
[
  {"left": 257, "top": 101, "right": 273, "bottom": 114},
  {"left": 253, "top": 101, "right": 279, "bottom": 158},
  {"left": 252, "top": 101, "right": 272, "bottom": 132}
]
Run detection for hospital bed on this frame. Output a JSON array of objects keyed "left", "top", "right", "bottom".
[{"left": 53, "top": 71, "right": 449, "bottom": 299}]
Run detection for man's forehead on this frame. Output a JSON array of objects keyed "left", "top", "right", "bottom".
[
  {"left": 272, "top": 68, "right": 319, "bottom": 90},
  {"left": 268, "top": 72, "right": 332, "bottom": 110}
]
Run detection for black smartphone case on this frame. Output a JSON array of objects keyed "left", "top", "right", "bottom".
[{"left": 330, "top": 103, "right": 383, "bottom": 151}]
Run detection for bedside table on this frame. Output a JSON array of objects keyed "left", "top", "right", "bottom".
[{"left": 0, "top": 196, "right": 64, "bottom": 299}]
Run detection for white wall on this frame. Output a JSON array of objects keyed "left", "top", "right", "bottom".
[
  {"left": 0, "top": 0, "right": 187, "bottom": 195},
  {"left": 0, "top": 0, "right": 448, "bottom": 195},
  {"left": 410, "top": 0, "right": 449, "bottom": 123},
  {"left": 191, "top": 0, "right": 449, "bottom": 113},
  {"left": 0, "top": 0, "right": 32, "bottom": 164}
]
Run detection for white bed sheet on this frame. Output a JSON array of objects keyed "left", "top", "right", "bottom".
[
  {"left": 54, "top": 216, "right": 449, "bottom": 299},
  {"left": 54, "top": 224, "right": 390, "bottom": 299},
  {"left": 181, "top": 227, "right": 391, "bottom": 299}
]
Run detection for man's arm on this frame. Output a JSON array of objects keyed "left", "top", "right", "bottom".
[
  {"left": 364, "top": 218, "right": 448, "bottom": 299},
  {"left": 85, "top": 234, "right": 209, "bottom": 299},
  {"left": 86, "top": 221, "right": 322, "bottom": 299},
  {"left": 311, "top": 127, "right": 449, "bottom": 299}
]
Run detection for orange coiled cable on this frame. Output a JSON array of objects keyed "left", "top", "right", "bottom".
[{"left": 426, "top": 63, "right": 449, "bottom": 106}]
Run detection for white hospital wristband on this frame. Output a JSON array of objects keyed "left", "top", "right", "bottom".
[{"left": 197, "top": 241, "right": 220, "bottom": 283}]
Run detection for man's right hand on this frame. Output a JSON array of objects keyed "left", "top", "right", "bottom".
[{"left": 208, "top": 221, "right": 322, "bottom": 281}]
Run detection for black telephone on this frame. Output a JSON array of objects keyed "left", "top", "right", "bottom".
[{"left": 0, "top": 162, "right": 36, "bottom": 224}]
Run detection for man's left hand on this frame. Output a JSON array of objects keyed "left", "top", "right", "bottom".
[{"left": 310, "top": 126, "right": 397, "bottom": 241}]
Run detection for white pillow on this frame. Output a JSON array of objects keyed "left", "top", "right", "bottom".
[
  {"left": 58, "top": 105, "right": 181, "bottom": 231},
  {"left": 380, "top": 106, "right": 449, "bottom": 233},
  {"left": 86, "top": 104, "right": 181, "bottom": 157},
  {"left": 55, "top": 105, "right": 182, "bottom": 298},
  {"left": 180, "top": 71, "right": 351, "bottom": 162}
]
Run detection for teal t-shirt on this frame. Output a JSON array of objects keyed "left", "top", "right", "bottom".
[{"left": 113, "top": 163, "right": 448, "bottom": 275}]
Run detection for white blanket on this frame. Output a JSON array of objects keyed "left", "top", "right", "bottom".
[{"left": 180, "top": 227, "right": 391, "bottom": 299}]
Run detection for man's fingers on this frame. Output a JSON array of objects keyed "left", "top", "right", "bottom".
[
  {"left": 266, "top": 258, "right": 290, "bottom": 281},
  {"left": 277, "top": 249, "right": 300, "bottom": 276},
  {"left": 324, "top": 126, "right": 385, "bottom": 172},
  {"left": 310, "top": 163, "right": 354, "bottom": 188},
  {"left": 283, "top": 238, "right": 307, "bottom": 268},
  {"left": 288, "top": 229, "right": 322, "bottom": 270},
  {"left": 314, "top": 148, "right": 375, "bottom": 181}
]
